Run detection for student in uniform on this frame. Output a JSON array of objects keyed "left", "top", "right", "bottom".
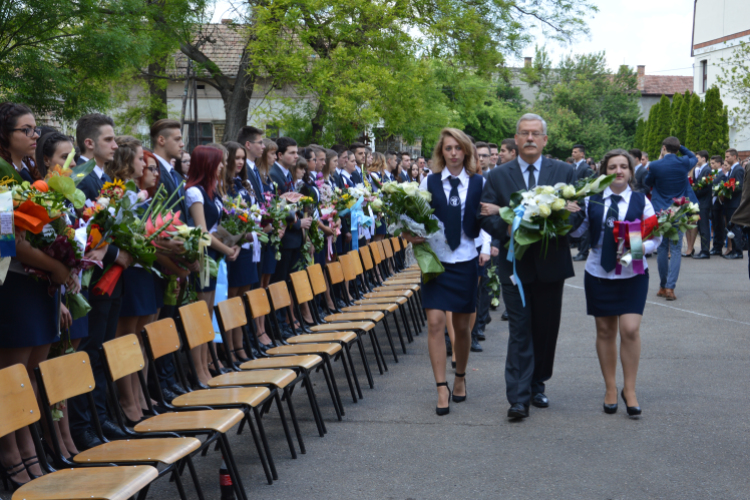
[{"left": 402, "top": 128, "right": 491, "bottom": 416}]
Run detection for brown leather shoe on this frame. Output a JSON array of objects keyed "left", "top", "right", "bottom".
[
  {"left": 657, "top": 287, "right": 667, "bottom": 297},
  {"left": 665, "top": 289, "right": 676, "bottom": 301}
]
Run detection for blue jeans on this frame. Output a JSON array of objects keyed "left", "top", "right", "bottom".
[{"left": 657, "top": 231, "right": 683, "bottom": 289}]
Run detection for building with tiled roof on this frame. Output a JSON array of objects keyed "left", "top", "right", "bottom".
[{"left": 635, "top": 65, "right": 693, "bottom": 120}]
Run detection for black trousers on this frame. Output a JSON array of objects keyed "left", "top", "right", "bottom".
[
  {"left": 502, "top": 279, "right": 565, "bottom": 405},
  {"left": 712, "top": 203, "right": 725, "bottom": 250},
  {"left": 577, "top": 229, "right": 591, "bottom": 256},
  {"left": 271, "top": 248, "right": 301, "bottom": 284},
  {"left": 69, "top": 294, "right": 122, "bottom": 437},
  {"left": 724, "top": 204, "right": 744, "bottom": 253},
  {"left": 697, "top": 200, "right": 711, "bottom": 253}
]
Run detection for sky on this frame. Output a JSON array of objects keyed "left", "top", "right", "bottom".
[{"left": 211, "top": 0, "right": 696, "bottom": 77}]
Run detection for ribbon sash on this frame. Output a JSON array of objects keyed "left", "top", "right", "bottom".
[
  {"left": 614, "top": 219, "right": 645, "bottom": 275},
  {"left": 506, "top": 205, "right": 526, "bottom": 307}
]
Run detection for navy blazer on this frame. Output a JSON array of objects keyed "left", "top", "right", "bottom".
[
  {"left": 644, "top": 146, "right": 698, "bottom": 212},
  {"left": 724, "top": 164, "right": 745, "bottom": 209},
  {"left": 268, "top": 163, "right": 303, "bottom": 249},
  {"left": 245, "top": 160, "right": 263, "bottom": 201}
]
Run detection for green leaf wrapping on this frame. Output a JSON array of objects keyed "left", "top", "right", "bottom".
[{"left": 412, "top": 243, "right": 445, "bottom": 284}]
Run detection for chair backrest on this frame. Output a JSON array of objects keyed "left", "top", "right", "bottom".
[
  {"left": 326, "top": 261, "right": 345, "bottom": 285},
  {"left": 178, "top": 301, "right": 216, "bottom": 349},
  {"left": 307, "top": 264, "right": 329, "bottom": 295},
  {"left": 376, "top": 241, "right": 388, "bottom": 262},
  {"left": 0, "top": 364, "right": 41, "bottom": 438},
  {"left": 38, "top": 352, "right": 95, "bottom": 405},
  {"left": 347, "top": 250, "right": 364, "bottom": 276},
  {"left": 244, "top": 289, "right": 272, "bottom": 319},
  {"left": 382, "top": 239, "right": 394, "bottom": 259},
  {"left": 391, "top": 237, "right": 401, "bottom": 252},
  {"left": 102, "top": 334, "right": 146, "bottom": 382},
  {"left": 338, "top": 254, "right": 358, "bottom": 281},
  {"left": 216, "top": 296, "right": 247, "bottom": 331},
  {"left": 369, "top": 242, "right": 383, "bottom": 264},
  {"left": 359, "top": 246, "right": 374, "bottom": 271},
  {"left": 142, "top": 318, "right": 182, "bottom": 360},
  {"left": 290, "top": 270, "right": 314, "bottom": 305},
  {"left": 267, "top": 281, "right": 292, "bottom": 310}
]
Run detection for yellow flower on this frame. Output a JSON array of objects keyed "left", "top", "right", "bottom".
[
  {"left": 538, "top": 204, "right": 551, "bottom": 218},
  {"left": 102, "top": 179, "right": 125, "bottom": 191}
]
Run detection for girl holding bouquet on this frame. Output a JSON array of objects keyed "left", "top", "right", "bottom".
[
  {"left": 186, "top": 146, "right": 240, "bottom": 384},
  {"left": 369, "top": 152, "right": 388, "bottom": 241},
  {"left": 401, "top": 128, "right": 491, "bottom": 416},
  {"left": 569, "top": 149, "right": 661, "bottom": 417}
]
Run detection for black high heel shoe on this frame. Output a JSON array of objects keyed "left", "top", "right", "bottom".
[
  {"left": 22, "top": 456, "right": 40, "bottom": 479},
  {"left": 1, "top": 461, "right": 28, "bottom": 491},
  {"left": 123, "top": 415, "right": 145, "bottom": 427},
  {"left": 452, "top": 373, "right": 467, "bottom": 403},
  {"left": 436, "top": 382, "right": 451, "bottom": 416},
  {"left": 621, "top": 389, "right": 642, "bottom": 416},
  {"left": 603, "top": 398, "right": 618, "bottom": 414},
  {"left": 232, "top": 349, "right": 250, "bottom": 363}
]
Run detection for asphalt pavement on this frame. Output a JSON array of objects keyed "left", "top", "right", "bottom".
[{"left": 149, "top": 249, "right": 750, "bottom": 499}]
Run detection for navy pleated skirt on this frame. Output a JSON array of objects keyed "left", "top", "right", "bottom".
[
  {"left": 584, "top": 270, "right": 649, "bottom": 317},
  {"left": 260, "top": 243, "right": 277, "bottom": 275},
  {"left": 421, "top": 258, "right": 478, "bottom": 314},
  {"left": 375, "top": 218, "right": 387, "bottom": 235},
  {"left": 0, "top": 271, "right": 59, "bottom": 348},
  {"left": 153, "top": 273, "right": 165, "bottom": 310},
  {"left": 120, "top": 267, "right": 158, "bottom": 317},
  {"left": 227, "top": 248, "right": 259, "bottom": 288}
]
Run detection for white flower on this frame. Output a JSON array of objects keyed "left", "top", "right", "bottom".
[
  {"left": 728, "top": 231, "right": 735, "bottom": 239},
  {"left": 688, "top": 202, "right": 699, "bottom": 212},
  {"left": 96, "top": 197, "right": 110, "bottom": 208},
  {"left": 402, "top": 182, "right": 419, "bottom": 196},
  {"left": 551, "top": 198, "right": 566, "bottom": 211},
  {"left": 561, "top": 185, "right": 577, "bottom": 199},
  {"left": 538, "top": 203, "right": 551, "bottom": 218},
  {"left": 533, "top": 193, "right": 558, "bottom": 206},
  {"left": 522, "top": 202, "right": 540, "bottom": 221},
  {"left": 417, "top": 190, "right": 432, "bottom": 202},
  {"left": 381, "top": 181, "right": 399, "bottom": 194},
  {"left": 536, "top": 185, "right": 556, "bottom": 195},
  {"left": 553, "top": 182, "right": 568, "bottom": 190},
  {"left": 136, "top": 190, "right": 148, "bottom": 202}
]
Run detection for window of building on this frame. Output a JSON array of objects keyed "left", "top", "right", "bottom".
[
  {"left": 186, "top": 122, "right": 214, "bottom": 152},
  {"left": 701, "top": 60, "right": 708, "bottom": 93}
]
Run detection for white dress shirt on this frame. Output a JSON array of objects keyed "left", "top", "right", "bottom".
[
  {"left": 518, "top": 155, "right": 543, "bottom": 189},
  {"left": 570, "top": 186, "right": 661, "bottom": 280},
  {"left": 153, "top": 153, "right": 173, "bottom": 174},
  {"left": 694, "top": 163, "right": 707, "bottom": 180},
  {"left": 419, "top": 167, "right": 491, "bottom": 263},
  {"left": 93, "top": 165, "right": 105, "bottom": 180}
]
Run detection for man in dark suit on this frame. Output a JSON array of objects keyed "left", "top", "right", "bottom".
[
  {"left": 479, "top": 113, "right": 577, "bottom": 419},
  {"left": 238, "top": 126, "right": 266, "bottom": 202},
  {"left": 632, "top": 150, "right": 650, "bottom": 195},
  {"left": 399, "top": 152, "right": 412, "bottom": 182},
  {"left": 644, "top": 137, "right": 698, "bottom": 300},
  {"left": 722, "top": 148, "right": 745, "bottom": 259},
  {"left": 68, "top": 113, "right": 132, "bottom": 450},
  {"left": 692, "top": 151, "right": 714, "bottom": 259},
  {"left": 571, "top": 144, "right": 594, "bottom": 262},
  {"left": 151, "top": 120, "right": 188, "bottom": 223}
]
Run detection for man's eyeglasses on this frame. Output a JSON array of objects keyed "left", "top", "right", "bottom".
[
  {"left": 517, "top": 131, "right": 545, "bottom": 138},
  {"left": 13, "top": 127, "right": 41, "bottom": 138}
]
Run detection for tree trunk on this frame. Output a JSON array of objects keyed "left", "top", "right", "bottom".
[
  {"left": 147, "top": 60, "right": 168, "bottom": 123},
  {"left": 222, "top": 47, "right": 256, "bottom": 142},
  {"left": 310, "top": 97, "right": 326, "bottom": 144}
]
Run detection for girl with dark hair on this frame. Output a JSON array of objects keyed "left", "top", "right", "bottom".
[
  {"left": 222, "top": 141, "right": 260, "bottom": 362},
  {"left": 0, "top": 104, "right": 80, "bottom": 486},
  {"left": 186, "top": 145, "right": 241, "bottom": 384},
  {"left": 369, "top": 152, "right": 388, "bottom": 242},
  {"left": 569, "top": 149, "right": 660, "bottom": 417},
  {"left": 35, "top": 131, "right": 74, "bottom": 179}
]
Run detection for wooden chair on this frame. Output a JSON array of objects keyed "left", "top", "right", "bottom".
[
  {"left": 0, "top": 363, "right": 158, "bottom": 500},
  {"left": 35, "top": 352, "right": 205, "bottom": 497},
  {"left": 141, "top": 317, "right": 295, "bottom": 479},
  {"left": 100, "top": 335, "right": 250, "bottom": 500},
  {"left": 176, "top": 300, "right": 327, "bottom": 440}
]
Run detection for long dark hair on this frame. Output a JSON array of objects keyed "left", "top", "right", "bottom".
[
  {"left": 35, "top": 131, "right": 74, "bottom": 178},
  {"left": 0, "top": 102, "right": 40, "bottom": 180},
  {"left": 186, "top": 145, "right": 224, "bottom": 200}
]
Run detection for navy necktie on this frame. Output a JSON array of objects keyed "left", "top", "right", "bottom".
[
  {"left": 527, "top": 164, "right": 536, "bottom": 190},
  {"left": 601, "top": 194, "right": 621, "bottom": 272},
  {"left": 446, "top": 177, "right": 462, "bottom": 251},
  {"left": 171, "top": 169, "right": 184, "bottom": 196}
]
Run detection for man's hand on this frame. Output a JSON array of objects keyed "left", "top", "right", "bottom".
[
  {"left": 565, "top": 201, "right": 581, "bottom": 213},
  {"left": 480, "top": 202, "right": 501, "bottom": 216},
  {"left": 154, "top": 238, "right": 185, "bottom": 254},
  {"left": 479, "top": 253, "right": 490, "bottom": 266},
  {"left": 300, "top": 217, "right": 312, "bottom": 230},
  {"left": 84, "top": 246, "right": 107, "bottom": 262},
  {"left": 345, "top": 232, "right": 352, "bottom": 243},
  {"left": 115, "top": 250, "right": 134, "bottom": 269},
  {"left": 491, "top": 246, "right": 499, "bottom": 257}
]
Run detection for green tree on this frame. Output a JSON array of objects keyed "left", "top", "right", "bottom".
[
  {"left": 633, "top": 118, "right": 646, "bottom": 150},
  {"left": 716, "top": 40, "right": 750, "bottom": 131},
  {"left": 702, "top": 86, "right": 728, "bottom": 156},
  {"left": 648, "top": 95, "right": 672, "bottom": 159},
  {"left": 671, "top": 91, "right": 691, "bottom": 144},
  {"left": 684, "top": 92, "right": 703, "bottom": 152}
]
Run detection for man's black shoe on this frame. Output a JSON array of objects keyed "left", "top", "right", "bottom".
[
  {"left": 692, "top": 252, "right": 710, "bottom": 260},
  {"left": 336, "top": 299, "right": 348, "bottom": 310},
  {"left": 470, "top": 336, "right": 483, "bottom": 352},
  {"left": 710, "top": 248, "right": 722, "bottom": 256},
  {"left": 507, "top": 403, "right": 529, "bottom": 419},
  {"left": 724, "top": 251, "right": 743, "bottom": 260},
  {"left": 169, "top": 383, "right": 187, "bottom": 396},
  {"left": 572, "top": 253, "right": 587, "bottom": 262},
  {"left": 501, "top": 310, "right": 509, "bottom": 321},
  {"left": 161, "top": 388, "right": 180, "bottom": 404},
  {"left": 445, "top": 334, "right": 452, "bottom": 356},
  {"left": 73, "top": 428, "right": 104, "bottom": 451},
  {"left": 100, "top": 419, "right": 128, "bottom": 440},
  {"left": 475, "top": 330, "right": 486, "bottom": 341},
  {"left": 531, "top": 393, "right": 549, "bottom": 408}
]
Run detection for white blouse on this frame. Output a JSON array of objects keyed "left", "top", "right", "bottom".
[{"left": 186, "top": 186, "right": 222, "bottom": 233}]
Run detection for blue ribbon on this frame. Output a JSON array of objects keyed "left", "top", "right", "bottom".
[
  {"left": 348, "top": 198, "right": 364, "bottom": 251},
  {"left": 506, "top": 205, "right": 526, "bottom": 307}
]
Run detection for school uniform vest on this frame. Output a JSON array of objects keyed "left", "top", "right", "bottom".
[
  {"left": 197, "top": 185, "right": 221, "bottom": 230},
  {"left": 427, "top": 173, "right": 482, "bottom": 240},
  {"left": 588, "top": 192, "right": 646, "bottom": 247}
]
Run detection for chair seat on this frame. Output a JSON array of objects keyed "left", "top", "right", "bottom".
[
  {"left": 365, "top": 291, "right": 412, "bottom": 298},
  {"left": 208, "top": 369, "right": 297, "bottom": 389},
  {"left": 172, "top": 387, "right": 272, "bottom": 408},
  {"left": 239, "top": 355, "right": 322, "bottom": 371},
  {"left": 379, "top": 283, "right": 420, "bottom": 289},
  {"left": 309, "top": 321, "right": 374, "bottom": 332},
  {"left": 13, "top": 465, "right": 158, "bottom": 500},
  {"left": 134, "top": 409, "right": 244, "bottom": 434},
  {"left": 343, "top": 304, "right": 398, "bottom": 313},
  {"left": 356, "top": 297, "right": 408, "bottom": 305},
  {"left": 286, "top": 332, "right": 357, "bottom": 343},
  {"left": 267, "top": 343, "right": 342, "bottom": 356},
  {"left": 74, "top": 437, "right": 201, "bottom": 465},
  {"left": 324, "top": 311, "right": 384, "bottom": 323}
]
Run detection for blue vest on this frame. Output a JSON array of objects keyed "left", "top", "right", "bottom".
[
  {"left": 588, "top": 192, "right": 646, "bottom": 246},
  {"left": 427, "top": 173, "right": 482, "bottom": 239},
  {"left": 196, "top": 185, "right": 221, "bottom": 230}
]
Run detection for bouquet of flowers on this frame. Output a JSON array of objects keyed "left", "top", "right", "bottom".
[
  {"left": 380, "top": 181, "right": 445, "bottom": 282},
  {"left": 690, "top": 170, "right": 716, "bottom": 192},
  {"left": 713, "top": 177, "right": 737, "bottom": 199},
  {"left": 216, "top": 194, "right": 268, "bottom": 247},
  {"left": 500, "top": 175, "right": 615, "bottom": 260},
  {"left": 260, "top": 191, "right": 297, "bottom": 261}
]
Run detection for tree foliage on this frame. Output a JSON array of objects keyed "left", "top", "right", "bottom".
[
  {"left": 717, "top": 40, "right": 750, "bottom": 132},
  {"left": 684, "top": 91, "right": 703, "bottom": 152},
  {"left": 702, "top": 86, "right": 728, "bottom": 156}
]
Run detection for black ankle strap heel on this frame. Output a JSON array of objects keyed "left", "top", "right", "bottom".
[
  {"left": 436, "top": 382, "right": 451, "bottom": 416},
  {"left": 452, "top": 373, "right": 467, "bottom": 403}
]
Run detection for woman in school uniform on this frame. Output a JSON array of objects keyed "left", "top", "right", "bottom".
[
  {"left": 186, "top": 145, "right": 241, "bottom": 385},
  {"left": 569, "top": 149, "right": 660, "bottom": 417},
  {"left": 402, "top": 128, "right": 491, "bottom": 416}
]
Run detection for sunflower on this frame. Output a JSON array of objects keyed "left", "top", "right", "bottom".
[{"left": 102, "top": 179, "right": 125, "bottom": 191}]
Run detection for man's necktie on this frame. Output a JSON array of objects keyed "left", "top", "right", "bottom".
[
  {"left": 601, "top": 194, "right": 621, "bottom": 272},
  {"left": 446, "top": 177, "right": 462, "bottom": 251},
  {"left": 527, "top": 165, "right": 536, "bottom": 190},
  {"left": 171, "top": 170, "right": 184, "bottom": 196}
]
